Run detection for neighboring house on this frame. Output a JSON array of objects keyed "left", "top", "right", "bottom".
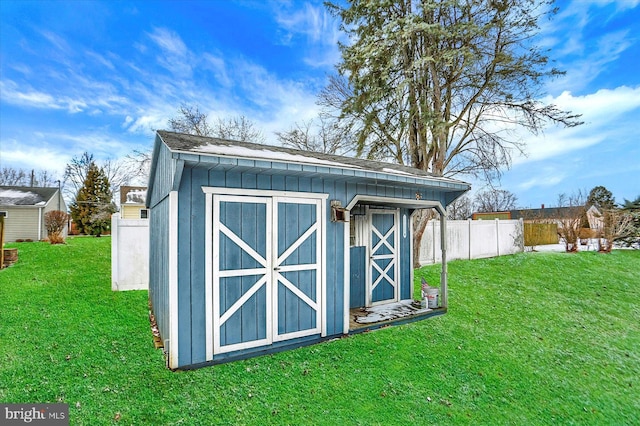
[
  {"left": 119, "top": 186, "right": 148, "bottom": 219},
  {"left": 472, "top": 205, "right": 603, "bottom": 230},
  {"left": 508, "top": 205, "right": 603, "bottom": 230},
  {"left": 147, "top": 130, "right": 470, "bottom": 369},
  {"left": 471, "top": 212, "right": 511, "bottom": 220},
  {"left": 0, "top": 186, "right": 67, "bottom": 242}
]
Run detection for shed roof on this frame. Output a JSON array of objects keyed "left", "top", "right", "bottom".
[
  {"left": 154, "top": 130, "right": 470, "bottom": 194},
  {"left": 0, "top": 186, "right": 59, "bottom": 207}
]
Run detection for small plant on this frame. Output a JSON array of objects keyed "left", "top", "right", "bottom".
[{"left": 44, "top": 210, "right": 69, "bottom": 245}]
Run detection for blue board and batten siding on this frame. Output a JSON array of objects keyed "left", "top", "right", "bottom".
[{"left": 147, "top": 131, "right": 469, "bottom": 369}]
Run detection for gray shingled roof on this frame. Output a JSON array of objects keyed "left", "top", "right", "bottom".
[
  {"left": 156, "top": 130, "right": 469, "bottom": 187},
  {"left": 0, "top": 186, "right": 58, "bottom": 206}
]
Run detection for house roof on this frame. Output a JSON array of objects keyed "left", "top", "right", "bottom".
[
  {"left": 0, "top": 186, "right": 59, "bottom": 207},
  {"left": 154, "top": 130, "right": 470, "bottom": 193},
  {"left": 508, "top": 205, "right": 600, "bottom": 220},
  {"left": 120, "top": 186, "right": 147, "bottom": 204}
]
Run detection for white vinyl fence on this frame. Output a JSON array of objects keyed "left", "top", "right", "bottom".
[
  {"left": 420, "top": 219, "right": 524, "bottom": 265},
  {"left": 111, "top": 213, "right": 149, "bottom": 291}
]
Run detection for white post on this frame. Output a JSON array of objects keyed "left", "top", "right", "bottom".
[
  {"left": 468, "top": 218, "right": 472, "bottom": 260},
  {"left": 496, "top": 218, "right": 500, "bottom": 257},
  {"left": 439, "top": 212, "right": 448, "bottom": 308}
]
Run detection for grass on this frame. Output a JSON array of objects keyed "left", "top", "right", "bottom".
[{"left": 1, "top": 237, "right": 639, "bottom": 425}]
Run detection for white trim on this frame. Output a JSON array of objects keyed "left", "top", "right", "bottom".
[
  {"left": 205, "top": 192, "right": 213, "bottom": 360},
  {"left": 38, "top": 207, "right": 43, "bottom": 240},
  {"left": 343, "top": 211, "right": 350, "bottom": 334},
  {"left": 168, "top": 191, "right": 179, "bottom": 369},
  {"left": 203, "top": 186, "right": 328, "bottom": 201},
  {"left": 111, "top": 213, "right": 119, "bottom": 291},
  {"left": 320, "top": 198, "right": 328, "bottom": 338},
  {"left": 346, "top": 195, "right": 445, "bottom": 212}
]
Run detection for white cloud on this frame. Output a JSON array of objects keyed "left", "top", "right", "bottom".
[{"left": 514, "top": 86, "right": 640, "bottom": 164}]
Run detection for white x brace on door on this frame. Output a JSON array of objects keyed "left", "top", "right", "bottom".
[{"left": 211, "top": 194, "right": 322, "bottom": 355}]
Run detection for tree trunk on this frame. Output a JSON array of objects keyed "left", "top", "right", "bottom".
[{"left": 412, "top": 209, "right": 433, "bottom": 268}]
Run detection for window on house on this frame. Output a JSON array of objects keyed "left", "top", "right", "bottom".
[
  {"left": 140, "top": 209, "right": 149, "bottom": 219},
  {"left": 0, "top": 211, "right": 7, "bottom": 218}
]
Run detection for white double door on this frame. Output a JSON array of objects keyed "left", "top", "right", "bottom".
[{"left": 212, "top": 195, "right": 322, "bottom": 354}]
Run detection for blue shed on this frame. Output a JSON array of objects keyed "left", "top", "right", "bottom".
[{"left": 147, "top": 130, "right": 470, "bottom": 369}]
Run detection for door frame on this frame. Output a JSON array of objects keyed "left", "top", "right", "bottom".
[{"left": 202, "top": 187, "right": 328, "bottom": 361}]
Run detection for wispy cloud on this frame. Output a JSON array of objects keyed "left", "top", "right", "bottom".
[
  {"left": 544, "top": 1, "right": 639, "bottom": 94},
  {"left": 272, "top": 2, "right": 343, "bottom": 68},
  {"left": 146, "top": 27, "right": 193, "bottom": 77}
]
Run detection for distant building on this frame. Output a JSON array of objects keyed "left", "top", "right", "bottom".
[
  {"left": 508, "top": 205, "right": 603, "bottom": 230},
  {"left": 0, "top": 186, "right": 67, "bottom": 242},
  {"left": 119, "top": 186, "right": 148, "bottom": 219},
  {"left": 471, "top": 211, "right": 511, "bottom": 220}
]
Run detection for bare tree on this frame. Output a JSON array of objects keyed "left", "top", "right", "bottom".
[
  {"left": 275, "top": 115, "right": 353, "bottom": 155},
  {"left": 215, "top": 115, "right": 265, "bottom": 143},
  {"left": 0, "top": 167, "right": 59, "bottom": 187},
  {"left": 598, "top": 208, "right": 636, "bottom": 252},
  {"left": 0, "top": 167, "right": 28, "bottom": 186},
  {"left": 124, "top": 149, "right": 152, "bottom": 185},
  {"left": 556, "top": 191, "right": 587, "bottom": 252},
  {"left": 474, "top": 189, "right": 518, "bottom": 213},
  {"left": 447, "top": 194, "right": 472, "bottom": 220},
  {"left": 167, "top": 104, "right": 265, "bottom": 143},
  {"left": 167, "top": 104, "right": 213, "bottom": 136}
]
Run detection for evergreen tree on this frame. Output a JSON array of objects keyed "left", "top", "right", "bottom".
[
  {"left": 587, "top": 186, "right": 615, "bottom": 211},
  {"left": 69, "top": 163, "right": 116, "bottom": 236}
]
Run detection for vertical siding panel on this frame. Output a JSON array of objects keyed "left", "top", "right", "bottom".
[
  {"left": 299, "top": 177, "right": 311, "bottom": 192},
  {"left": 242, "top": 172, "right": 257, "bottom": 189},
  {"left": 149, "top": 196, "right": 170, "bottom": 345},
  {"left": 190, "top": 166, "right": 208, "bottom": 364},
  {"left": 285, "top": 176, "right": 298, "bottom": 192},
  {"left": 271, "top": 175, "right": 285, "bottom": 191},
  {"left": 226, "top": 172, "right": 241, "bottom": 189},
  {"left": 209, "top": 170, "right": 226, "bottom": 188},
  {"left": 256, "top": 174, "right": 271, "bottom": 190},
  {"left": 177, "top": 168, "right": 192, "bottom": 365}
]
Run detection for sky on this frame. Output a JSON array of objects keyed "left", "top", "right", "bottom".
[{"left": 1, "top": 0, "right": 638, "bottom": 209}]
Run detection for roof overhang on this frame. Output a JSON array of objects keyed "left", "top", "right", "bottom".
[{"left": 346, "top": 195, "right": 446, "bottom": 215}]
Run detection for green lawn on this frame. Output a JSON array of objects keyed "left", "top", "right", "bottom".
[{"left": 1, "top": 237, "right": 638, "bottom": 425}]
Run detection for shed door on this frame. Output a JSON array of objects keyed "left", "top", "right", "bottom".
[
  {"left": 368, "top": 209, "right": 399, "bottom": 306},
  {"left": 212, "top": 195, "right": 321, "bottom": 354},
  {"left": 273, "top": 197, "right": 322, "bottom": 342}
]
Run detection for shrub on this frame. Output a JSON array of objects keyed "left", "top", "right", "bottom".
[{"left": 45, "top": 210, "right": 69, "bottom": 245}]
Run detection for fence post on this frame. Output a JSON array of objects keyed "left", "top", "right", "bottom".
[
  {"left": 496, "top": 218, "right": 500, "bottom": 257},
  {"left": 432, "top": 219, "right": 436, "bottom": 264},
  {"left": 468, "top": 218, "right": 472, "bottom": 260}
]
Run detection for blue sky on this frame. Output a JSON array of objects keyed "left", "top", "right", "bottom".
[{"left": 1, "top": 0, "right": 638, "bottom": 208}]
